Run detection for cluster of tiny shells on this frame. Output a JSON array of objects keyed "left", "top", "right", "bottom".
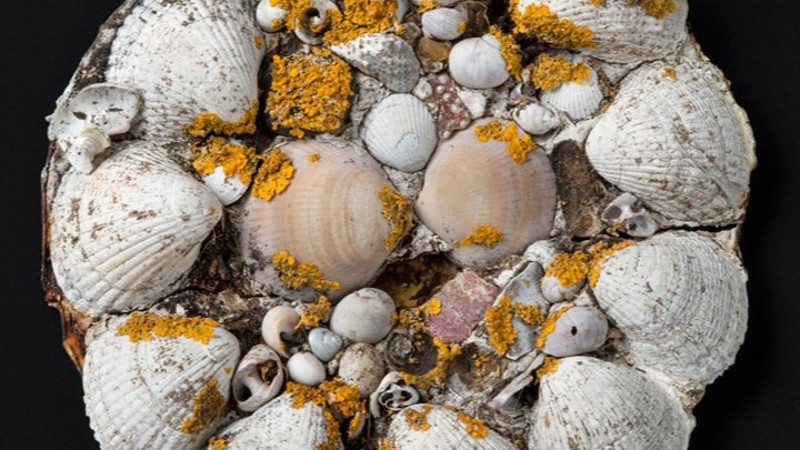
[{"left": 43, "top": 0, "right": 755, "bottom": 449}]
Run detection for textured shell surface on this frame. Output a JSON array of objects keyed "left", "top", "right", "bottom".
[
  {"left": 497, "top": 262, "right": 551, "bottom": 360},
  {"left": 105, "top": 0, "right": 265, "bottom": 140},
  {"left": 421, "top": 8, "right": 467, "bottom": 41},
  {"left": 329, "top": 288, "right": 396, "bottom": 344},
  {"left": 201, "top": 166, "right": 249, "bottom": 206},
  {"left": 83, "top": 313, "right": 240, "bottom": 450},
  {"left": 256, "top": 0, "right": 287, "bottom": 32},
  {"left": 448, "top": 35, "right": 510, "bottom": 89},
  {"left": 330, "top": 33, "right": 421, "bottom": 93},
  {"left": 338, "top": 343, "right": 387, "bottom": 397},
  {"left": 592, "top": 232, "right": 748, "bottom": 390},
  {"left": 416, "top": 119, "right": 557, "bottom": 267},
  {"left": 539, "top": 306, "right": 608, "bottom": 357},
  {"left": 512, "top": 102, "right": 561, "bottom": 135},
  {"left": 586, "top": 57, "right": 754, "bottom": 225},
  {"left": 49, "top": 141, "right": 222, "bottom": 317},
  {"left": 232, "top": 344, "right": 285, "bottom": 412},
  {"left": 287, "top": 352, "right": 327, "bottom": 386},
  {"left": 308, "top": 327, "right": 344, "bottom": 362},
  {"left": 361, "top": 93, "right": 438, "bottom": 172},
  {"left": 540, "top": 63, "right": 603, "bottom": 120}
]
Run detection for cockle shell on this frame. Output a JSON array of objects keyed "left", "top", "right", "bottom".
[
  {"left": 361, "top": 94, "right": 438, "bottom": 172},
  {"left": 528, "top": 357, "right": 691, "bottom": 450},
  {"left": 238, "top": 140, "right": 395, "bottom": 301},
  {"left": 83, "top": 313, "right": 240, "bottom": 450},
  {"left": 330, "top": 33, "right": 421, "bottom": 93},
  {"left": 540, "top": 60, "right": 603, "bottom": 120},
  {"left": 49, "top": 142, "right": 222, "bottom": 317},
  {"left": 421, "top": 8, "right": 467, "bottom": 41},
  {"left": 416, "top": 119, "right": 557, "bottom": 267},
  {"left": 512, "top": 102, "right": 560, "bottom": 135},
  {"left": 585, "top": 58, "right": 755, "bottom": 225},
  {"left": 514, "top": 0, "right": 689, "bottom": 64},
  {"left": 308, "top": 327, "right": 344, "bottom": 362},
  {"left": 388, "top": 404, "right": 519, "bottom": 450},
  {"left": 338, "top": 343, "right": 387, "bottom": 397},
  {"left": 105, "top": 0, "right": 265, "bottom": 140},
  {"left": 287, "top": 352, "right": 327, "bottom": 386},
  {"left": 592, "top": 232, "right": 748, "bottom": 390},
  {"left": 448, "top": 35, "right": 510, "bottom": 89},
  {"left": 329, "top": 288, "right": 395, "bottom": 344},
  {"left": 538, "top": 306, "right": 608, "bottom": 357},
  {"left": 232, "top": 344, "right": 285, "bottom": 412}
]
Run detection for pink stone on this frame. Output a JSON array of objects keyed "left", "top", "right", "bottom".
[{"left": 425, "top": 270, "right": 499, "bottom": 343}]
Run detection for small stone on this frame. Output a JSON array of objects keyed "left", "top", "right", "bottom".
[
  {"left": 418, "top": 37, "right": 451, "bottom": 62},
  {"left": 425, "top": 270, "right": 499, "bottom": 343}
]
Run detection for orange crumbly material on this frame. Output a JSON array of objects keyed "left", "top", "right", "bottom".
[
  {"left": 272, "top": 250, "right": 343, "bottom": 291},
  {"left": 485, "top": 296, "right": 517, "bottom": 355},
  {"left": 394, "top": 297, "right": 440, "bottom": 330},
  {"left": 297, "top": 296, "right": 333, "bottom": 329},
  {"left": 630, "top": 0, "right": 677, "bottom": 19},
  {"left": 663, "top": 67, "right": 678, "bottom": 80},
  {"left": 377, "top": 185, "right": 414, "bottom": 252},
  {"left": 536, "top": 356, "right": 562, "bottom": 378},
  {"left": 474, "top": 120, "right": 536, "bottom": 164},
  {"left": 185, "top": 101, "right": 259, "bottom": 137},
  {"left": 208, "top": 436, "right": 228, "bottom": 450},
  {"left": 401, "top": 337, "right": 461, "bottom": 388},
  {"left": 267, "top": 48, "right": 353, "bottom": 137},
  {"left": 454, "top": 224, "right": 504, "bottom": 248},
  {"left": 420, "top": 297, "right": 442, "bottom": 317},
  {"left": 511, "top": 1, "right": 595, "bottom": 49},
  {"left": 254, "top": 34, "right": 264, "bottom": 49},
  {"left": 457, "top": 412, "right": 489, "bottom": 439},
  {"left": 457, "top": 21, "right": 467, "bottom": 34},
  {"left": 319, "top": 378, "right": 366, "bottom": 418},
  {"left": 488, "top": 26, "right": 523, "bottom": 80},
  {"left": 192, "top": 136, "right": 258, "bottom": 185},
  {"left": 587, "top": 240, "right": 635, "bottom": 288},
  {"left": 537, "top": 306, "right": 573, "bottom": 349},
  {"left": 347, "top": 412, "right": 363, "bottom": 439},
  {"left": 322, "top": 0, "right": 398, "bottom": 45},
  {"left": 513, "top": 303, "right": 544, "bottom": 325},
  {"left": 180, "top": 379, "right": 226, "bottom": 434},
  {"left": 417, "top": 0, "right": 438, "bottom": 13},
  {"left": 285, "top": 380, "right": 366, "bottom": 450},
  {"left": 546, "top": 250, "right": 591, "bottom": 287},
  {"left": 252, "top": 149, "right": 295, "bottom": 201},
  {"left": 404, "top": 405, "right": 433, "bottom": 431},
  {"left": 116, "top": 312, "right": 219, "bottom": 345},
  {"left": 378, "top": 438, "right": 398, "bottom": 450},
  {"left": 308, "top": 152, "right": 322, "bottom": 163},
  {"left": 529, "top": 53, "right": 592, "bottom": 91}
]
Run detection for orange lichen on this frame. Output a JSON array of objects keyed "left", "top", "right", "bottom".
[
  {"left": 267, "top": 48, "right": 353, "bottom": 137},
  {"left": 185, "top": 101, "right": 259, "bottom": 137},
  {"left": 457, "top": 412, "right": 489, "bottom": 439},
  {"left": 536, "top": 356, "right": 562, "bottom": 378},
  {"left": 378, "top": 185, "right": 414, "bottom": 252},
  {"left": 308, "top": 152, "right": 322, "bottom": 163},
  {"left": 513, "top": 303, "right": 544, "bottom": 325},
  {"left": 180, "top": 379, "right": 226, "bottom": 434},
  {"left": 488, "top": 26, "right": 523, "bottom": 80},
  {"left": 545, "top": 250, "right": 590, "bottom": 287},
  {"left": 347, "top": 412, "right": 363, "bottom": 439},
  {"left": 419, "top": 297, "right": 442, "bottom": 317},
  {"left": 378, "top": 438, "right": 398, "bottom": 450},
  {"left": 511, "top": 2, "right": 595, "bottom": 49},
  {"left": 272, "top": 250, "right": 343, "bottom": 291},
  {"left": 474, "top": 120, "right": 536, "bottom": 164},
  {"left": 252, "top": 149, "right": 295, "bottom": 201},
  {"left": 537, "top": 306, "right": 573, "bottom": 349},
  {"left": 663, "top": 66, "right": 678, "bottom": 80},
  {"left": 454, "top": 224, "right": 504, "bottom": 248},
  {"left": 208, "top": 436, "right": 228, "bottom": 450},
  {"left": 417, "top": 0, "right": 438, "bottom": 13},
  {"left": 485, "top": 295, "right": 517, "bottom": 355},
  {"left": 116, "top": 312, "right": 219, "bottom": 345},
  {"left": 457, "top": 21, "right": 467, "bottom": 34},
  {"left": 285, "top": 380, "right": 366, "bottom": 450},
  {"left": 587, "top": 240, "right": 635, "bottom": 288},
  {"left": 529, "top": 53, "right": 592, "bottom": 91},
  {"left": 401, "top": 337, "right": 461, "bottom": 388},
  {"left": 394, "top": 296, "right": 439, "bottom": 330},
  {"left": 297, "top": 296, "right": 333, "bottom": 329},
  {"left": 319, "top": 378, "right": 367, "bottom": 418},
  {"left": 191, "top": 136, "right": 258, "bottom": 185},
  {"left": 630, "top": 0, "right": 677, "bottom": 19},
  {"left": 404, "top": 404, "right": 433, "bottom": 431},
  {"left": 322, "top": 0, "right": 398, "bottom": 45},
  {"left": 254, "top": 34, "right": 264, "bottom": 50}
]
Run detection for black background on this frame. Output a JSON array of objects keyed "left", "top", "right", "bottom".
[{"left": 1, "top": 1, "right": 798, "bottom": 448}]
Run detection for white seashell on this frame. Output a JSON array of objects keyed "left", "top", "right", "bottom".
[
  {"left": 232, "top": 344, "right": 286, "bottom": 412},
  {"left": 540, "top": 263, "right": 585, "bottom": 303},
  {"left": 369, "top": 371, "right": 420, "bottom": 417},
  {"left": 256, "top": 0, "right": 287, "bottom": 32},
  {"left": 449, "top": 35, "right": 510, "bottom": 89},
  {"left": 497, "top": 262, "right": 550, "bottom": 360},
  {"left": 388, "top": 404, "right": 519, "bottom": 449},
  {"left": 261, "top": 305, "right": 300, "bottom": 358},
  {"left": 512, "top": 102, "right": 560, "bottom": 135},
  {"left": 308, "top": 327, "right": 344, "bottom": 362},
  {"left": 294, "top": 0, "right": 340, "bottom": 44},
  {"left": 66, "top": 128, "right": 112, "bottom": 174},
  {"left": 489, "top": 352, "right": 544, "bottom": 412},
  {"left": 457, "top": 89, "right": 488, "bottom": 119},
  {"left": 329, "top": 288, "right": 395, "bottom": 344},
  {"left": 538, "top": 306, "right": 608, "bottom": 357},
  {"left": 287, "top": 352, "right": 327, "bottom": 386},
  {"left": 601, "top": 192, "right": 660, "bottom": 237},
  {"left": 49, "top": 142, "right": 222, "bottom": 317},
  {"left": 528, "top": 357, "right": 691, "bottom": 450},
  {"left": 412, "top": 0, "right": 462, "bottom": 6},
  {"left": 421, "top": 8, "right": 467, "bottom": 41},
  {"left": 592, "top": 232, "right": 748, "bottom": 390},
  {"left": 361, "top": 94, "right": 438, "bottom": 172},
  {"left": 201, "top": 166, "right": 249, "bottom": 206},
  {"left": 83, "top": 312, "right": 240, "bottom": 450},
  {"left": 338, "top": 343, "right": 386, "bottom": 397},
  {"left": 540, "top": 63, "right": 603, "bottom": 120},
  {"left": 514, "top": 0, "right": 689, "bottom": 64},
  {"left": 330, "top": 33, "right": 421, "bottom": 93},
  {"left": 585, "top": 59, "right": 754, "bottom": 225},
  {"left": 105, "top": 0, "right": 264, "bottom": 140},
  {"left": 212, "top": 393, "right": 342, "bottom": 450}
]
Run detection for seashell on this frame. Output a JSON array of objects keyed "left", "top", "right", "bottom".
[
  {"left": 421, "top": 8, "right": 468, "bottom": 41},
  {"left": 585, "top": 59, "right": 754, "bottom": 225},
  {"left": 448, "top": 35, "right": 510, "bottom": 89},
  {"left": 330, "top": 33, "right": 421, "bottom": 93},
  {"left": 64, "top": 129, "right": 112, "bottom": 175},
  {"left": 49, "top": 142, "right": 222, "bottom": 317},
  {"left": 425, "top": 270, "right": 499, "bottom": 343},
  {"left": 238, "top": 140, "right": 399, "bottom": 301},
  {"left": 294, "top": 0, "right": 340, "bottom": 44},
  {"left": 416, "top": 119, "right": 557, "bottom": 267},
  {"left": 488, "top": 352, "right": 545, "bottom": 412},
  {"left": 412, "top": 0, "right": 462, "bottom": 7},
  {"left": 361, "top": 94, "right": 438, "bottom": 172},
  {"left": 388, "top": 404, "right": 519, "bottom": 449},
  {"left": 232, "top": 344, "right": 286, "bottom": 412},
  {"left": 201, "top": 166, "right": 249, "bottom": 206},
  {"left": 83, "top": 312, "right": 240, "bottom": 449},
  {"left": 329, "top": 288, "right": 395, "bottom": 344},
  {"left": 338, "top": 343, "right": 387, "bottom": 397},
  {"left": 528, "top": 356, "right": 691, "bottom": 450},
  {"left": 540, "top": 61, "right": 603, "bottom": 120},
  {"left": 592, "top": 232, "right": 748, "bottom": 389},
  {"left": 539, "top": 252, "right": 586, "bottom": 303},
  {"left": 105, "top": 0, "right": 264, "bottom": 140},
  {"left": 212, "top": 393, "right": 342, "bottom": 450},
  {"left": 537, "top": 306, "right": 608, "bottom": 357},
  {"left": 287, "top": 352, "right": 327, "bottom": 386},
  {"left": 256, "top": 0, "right": 287, "bottom": 33},
  {"left": 513, "top": 0, "right": 689, "bottom": 64},
  {"left": 308, "top": 327, "right": 344, "bottom": 362},
  {"left": 601, "top": 192, "right": 660, "bottom": 238},
  {"left": 512, "top": 102, "right": 560, "bottom": 135},
  {"left": 369, "top": 371, "right": 420, "bottom": 417},
  {"left": 496, "top": 263, "right": 550, "bottom": 360},
  {"left": 261, "top": 305, "right": 300, "bottom": 358}
]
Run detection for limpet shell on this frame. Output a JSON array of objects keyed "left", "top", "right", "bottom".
[
  {"left": 448, "top": 35, "right": 510, "bottom": 89},
  {"left": 388, "top": 404, "right": 519, "bottom": 449}
]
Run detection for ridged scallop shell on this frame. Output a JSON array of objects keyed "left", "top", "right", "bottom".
[
  {"left": 528, "top": 357, "right": 691, "bottom": 450},
  {"left": 448, "top": 35, "right": 510, "bottom": 89},
  {"left": 586, "top": 58, "right": 754, "bottom": 225},
  {"left": 540, "top": 63, "right": 603, "bottom": 120},
  {"left": 238, "top": 140, "right": 393, "bottom": 300},
  {"left": 330, "top": 33, "right": 420, "bottom": 93},
  {"left": 592, "top": 232, "right": 748, "bottom": 390},
  {"left": 416, "top": 119, "right": 557, "bottom": 267},
  {"left": 105, "top": 0, "right": 265, "bottom": 140},
  {"left": 421, "top": 8, "right": 467, "bottom": 41},
  {"left": 83, "top": 313, "right": 240, "bottom": 450},
  {"left": 388, "top": 404, "right": 519, "bottom": 449},
  {"left": 49, "top": 141, "right": 222, "bottom": 317},
  {"left": 515, "top": 0, "right": 688, "bottom": 64},
  {"left": 212, "top": 394, "right": 342, "bottom": 449},
  {"left": 361, "top": 94, "right": 438, "bottom": 172}
]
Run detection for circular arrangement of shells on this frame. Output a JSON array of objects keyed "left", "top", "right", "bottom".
[{"left": 42, "top": 0, "right": 756, "bottom": 449}]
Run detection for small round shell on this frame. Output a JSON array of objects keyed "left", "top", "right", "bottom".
[
  {"left": 308, "top": 328, "right": 344, "bottom": 362},
  {"left": 388, "top": 404, "right": 519, "bottom": 449},
  {"left": 232, "top": 344, "right": 286, "bottom": 412},
  {"left": 421, "top": 8, "right": 468, "bottom": 41},
  {"left": 449, "top": 35, "right": 510, "bottom": 89},
  {"left": 512, "top": 102, "right": 560, "bottom": 135},
  {"left": 287, "top": 352, "right": 327, "bottom": 386},
  {"left": 538, "top": 306, "right": 608, "bottom": 357},
  {"left": 338, "top": 343, "right": 386, "bottom": 397},
  {"left": 329, "top": 288, "right": 395, "bottom": 344},
  {"left": 261, "top": 305, "right": 300, "bottom": 357},
  {"left": 256, "top": 0, "right": 287, "bottom": 32}
]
